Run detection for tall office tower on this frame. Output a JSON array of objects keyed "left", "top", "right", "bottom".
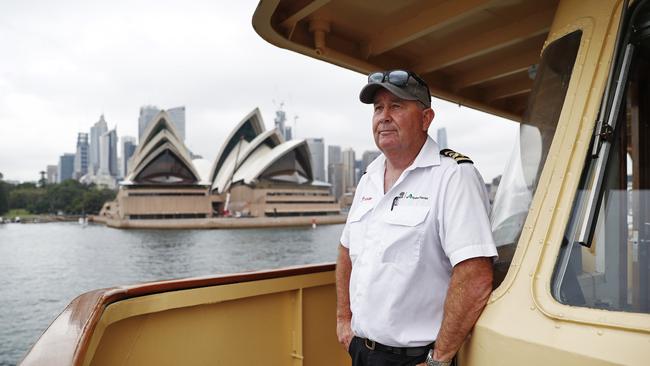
[
  {"left": 342, "top": 148, "right": 356, "bottom": 192},
  {"left": 274, "top": 107, "right": 288, "bottom": 140},
  {"left": 305, "top": 138, "right": 326, "bottom": 182},
  {"left": 328, "top": 163, "right": 344, "bottom": 200},
  {"left": 58, "top": 153, "right": 75, "bottom": 182},
  {"left": 167, "top": 106, "right": 186, "bottom": 141},
  {"left": 99, "top": 129, "right": 118, "bottom": 177},
  {"left": 361, "top": 150, "right": 381, "bottom": 173},
  {"left": 46, "top": 165, "right": 58, "bottom": 184},
  {"left": 138, "top": 105, "right": 186, "bottom": 142},
  {"left": 89, "top": 115, "right": 108, "bottom": 174},
  {"left": 121, "top": 136, "right": 137, "bottom": 177},
  {"left": 327, "top": 145, "right": 342, "bottom": 182},
  {"left": 74, "top": 132, "right": 89, "bottom": 179},
  {"left": 284, "top": 125, "right": 292, "bottom": 140},
  {"left": 437, "top": 127, "right": 448, "bottom": 149}
]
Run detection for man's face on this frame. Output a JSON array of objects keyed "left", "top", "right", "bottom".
[{"left": 372, "top": 89, "right": 433, "bottom": 154}]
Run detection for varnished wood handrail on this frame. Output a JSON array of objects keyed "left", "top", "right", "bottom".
[{"left": 19, "top": 263, "right": 336, "bottom": 366}]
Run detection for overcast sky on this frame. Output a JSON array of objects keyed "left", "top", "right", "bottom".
[{"left": 0, "top": 0, "right": 519, "bottom": 183}]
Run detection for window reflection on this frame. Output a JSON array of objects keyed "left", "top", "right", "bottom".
[{"left": 490, "top": 31, "right": 582, "bottom": 286}]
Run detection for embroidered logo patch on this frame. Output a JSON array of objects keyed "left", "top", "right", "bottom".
[{"left": 361, "top": 196, "right": 373, "bottom": 202}]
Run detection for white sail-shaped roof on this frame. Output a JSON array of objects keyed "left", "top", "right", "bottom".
[
  {"left": 232, "top": 139, "right": 313, "bottom": 186},
  {"left": 212, "top": 129, "right": 284, "bottom": 193},
  {"left": 208, "top": 108, "right": 268, "bottom": 190},
  {"left": 124, "top": 111, "right": 204, "bottom": 186}
]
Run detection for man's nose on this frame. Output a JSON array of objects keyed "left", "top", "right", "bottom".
[{"left": 377, "top": 108, "right": 392, "bottom": 123}]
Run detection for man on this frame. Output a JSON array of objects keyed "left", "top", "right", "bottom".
[{"left": 336, "top": 70, "right": 497, "bottom": 366}]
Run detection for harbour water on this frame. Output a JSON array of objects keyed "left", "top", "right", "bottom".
[{"left": 0, "top": 222, "right": 342, "bottom": 366}]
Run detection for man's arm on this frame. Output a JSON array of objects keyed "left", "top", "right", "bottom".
[
  {"left": 433, "top": 257, "right": 493, "bottom": 361},
  {"left": 335, "top": 244, "right": 354, "bottom": 350}
]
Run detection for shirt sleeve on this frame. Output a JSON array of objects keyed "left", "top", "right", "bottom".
[{"left": 439, "top": 163, "right": 498, "bottom": 267}]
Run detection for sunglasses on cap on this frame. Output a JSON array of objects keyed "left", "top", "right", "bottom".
[{"left": 367, "top": 70, "right": 431, "bottom": 96}]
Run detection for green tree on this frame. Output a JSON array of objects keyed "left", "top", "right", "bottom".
[{"left": 0, "top": 182, "right": 8, "bottom": 215}]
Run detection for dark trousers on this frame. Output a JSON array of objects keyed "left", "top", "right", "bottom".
[{"left": 348, "top": 337, "right": 429, "bottom": 366}]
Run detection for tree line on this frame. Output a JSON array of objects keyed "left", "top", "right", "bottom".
[{"left": 0, "top": 173, "right": 116, "bottom": 216}]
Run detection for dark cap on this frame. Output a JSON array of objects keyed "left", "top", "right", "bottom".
[{"left": 359, "top": 70, "right": 431, "bottom": 108}]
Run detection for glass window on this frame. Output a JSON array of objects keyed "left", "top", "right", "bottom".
[
  {"left": 491, "top": 31, "right": 583, "bottom": 287},
  {"left": 553, "top": 3, "right": 650, "bottom": 313}
]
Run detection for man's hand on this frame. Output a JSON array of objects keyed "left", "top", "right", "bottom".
[{"left": 337, "top": 317, "right": 354, "bottom": 350}]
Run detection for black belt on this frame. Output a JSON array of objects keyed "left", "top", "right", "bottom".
[{"left": 361, "top": 337, "right": 433, "bottom": 357}]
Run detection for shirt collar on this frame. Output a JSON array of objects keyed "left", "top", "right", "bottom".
[
  {"left": 365, "top": 136, "right": 441, "bottom": 184},
  {"left": 408, "top": 136, "right": 441, "bottom": 170}
]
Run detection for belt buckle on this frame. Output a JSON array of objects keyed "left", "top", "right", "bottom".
[{"left": 364, "top": 338, "right": 376, "bottom": 350}]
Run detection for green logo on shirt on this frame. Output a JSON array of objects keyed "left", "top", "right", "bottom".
[{"left": 405, "top": 193, "right": 429, "bottom": 200}]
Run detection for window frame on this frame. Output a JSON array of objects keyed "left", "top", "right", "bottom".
[{"left": 522, "top": 2, "right": 650, "bottom": 333}]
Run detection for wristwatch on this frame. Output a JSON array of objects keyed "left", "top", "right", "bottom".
[{"left": 425, "top": 349, "right": 452, "bottom": 366}]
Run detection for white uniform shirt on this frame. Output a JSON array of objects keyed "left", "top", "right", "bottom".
[{"left": 340, "top": 137, "right": 497, "bottom": 347}]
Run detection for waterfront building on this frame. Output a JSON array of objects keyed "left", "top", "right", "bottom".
[
  {"left": 305, "top": 138, "right": 326, "bottom": 182},
  {"left": 89, "top": 115, "right": 108, "bottom": 174},
  {"left": 209, "top": 108, "right": 337, "bottom": 217},
  {"left": 437, "top": 127, "right": 448, "bottom": 149},
  {"left": 46, "top": 165, "right": 57, "bottom": 184},
  {"left": 99, "top": 129, "right": 118, "bottom": 177},
  {"left": 57, "top": 153, "right": 75, "bottom": 182},
  {"left": 342, "top": 148, "right": 356, "bottom": 193},
  {"left": 139, "top": 105, "right": 186, "bottom": 142},
  {"left": 99, "top": 108, "right": 339, "bottom": 223},
  {"left": 74, "top": 132, "right": 89, "bottom": 180}
]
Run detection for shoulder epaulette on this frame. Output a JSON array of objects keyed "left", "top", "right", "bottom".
[{"left": 440, "top": 148, "right": 473, "bottom": 164}]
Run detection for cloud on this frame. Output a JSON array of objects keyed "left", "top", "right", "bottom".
[{"left": 0, "top": 0, "right": 517, "bottom": 182}]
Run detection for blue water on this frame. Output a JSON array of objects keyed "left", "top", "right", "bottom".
[{"left": 0, "top": 222, "right": 342, "bottom": 366}]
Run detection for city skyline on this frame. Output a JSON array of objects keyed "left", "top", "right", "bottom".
[{"left": 0, "top": 0, "right": 518, "bottom": 184}]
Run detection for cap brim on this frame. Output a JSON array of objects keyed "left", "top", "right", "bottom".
[{"left": 359, "top": 83, "right": 420, "bottom": 104}]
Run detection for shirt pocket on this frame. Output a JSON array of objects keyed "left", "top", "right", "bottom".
[
  {"left": 380, "top": 205, "right": 430, "bottom": 265},
  {"left": 348, "top": 204, "right": 373, "bottom": 262}
]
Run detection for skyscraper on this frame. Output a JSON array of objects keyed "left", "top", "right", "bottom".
[
  {"left": 99, "top": 129, "right": 118, "bottom": 177},
  {"left": 342, "top": 148, "right": 356, "bottom": 193},
  {"left": 361, "top": 150, "right": 381, "bottom": 173},
  {"left": 121, "top": 136, "right": 137, "bottom": 177},
  {"left": 139, "top": 105, "right": 186, "bottom": 142},
  {"left": 167, "top": 106, "right": 186, "bottom": 141},
  {"left": 74, "top": 132, "right": 89, "bottom": 179},
  {"left": 328, "top": 163, "right": 344, "bottom": 200},
  {"left": 46, "top": 165, "right": 57, "bottom": 184},
  {"left": 58, "top": 153, "right": 75, "bottom": 182},
  {"left": 89, "top": 115, "right": 108, "bottom": 174},
  {"left": 273, "top": 106, "right": 292, "bottom": 140},
  {"left": 327, "top": 145, "right": 342, "bottom": 180},
  {"left": 437, "top": 128, "right": 448, "bottom": 149},
  {"left": 305, "top": 138, "right": 325, "bottom": 182}
]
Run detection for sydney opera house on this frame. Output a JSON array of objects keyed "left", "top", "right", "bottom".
[{"left": 98, "top": 108, "right": 342, "bottom": 227}]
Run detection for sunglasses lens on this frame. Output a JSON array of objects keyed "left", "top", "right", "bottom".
[
  {"left": 387, "top": 70, "right": 410, "bottom": 86},
  {"left": 368, "top": 72, "right": 384, "bottom": 83}
]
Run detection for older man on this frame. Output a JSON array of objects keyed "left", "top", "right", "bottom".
[{"left": 336, "top": 70, "right": 497, "bottom": 366}]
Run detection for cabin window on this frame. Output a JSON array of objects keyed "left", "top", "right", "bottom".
[
  {"left": 491, "top": 31, "right": 582, "bottom": 287},
  {"left": 553, "top": 3, "right": 650, "bottom": 313}
]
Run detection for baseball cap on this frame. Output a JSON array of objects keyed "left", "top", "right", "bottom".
[{"left": 359, "top": 70, "right": 431, "bottom": 108}]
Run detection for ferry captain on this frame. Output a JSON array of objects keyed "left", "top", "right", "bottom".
[{"left": 336, "top": 70, "right": 498, "bottom": 366}]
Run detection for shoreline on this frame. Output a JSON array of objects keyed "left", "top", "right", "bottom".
[{"left": 91, "top": 214, "right": 347, "bottom": 229}]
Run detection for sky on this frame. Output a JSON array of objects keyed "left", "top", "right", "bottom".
[{"left": 0, "top": 0, "right": 519, "bottom": 183}]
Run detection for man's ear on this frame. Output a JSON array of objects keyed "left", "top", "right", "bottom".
[{"left": 422, "top": 108, "right": 434, "bottom": 131}]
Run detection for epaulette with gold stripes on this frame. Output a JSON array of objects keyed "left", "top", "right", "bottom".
[{"left": 440, "top": 149, "right": 473, "bottom": 164}]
